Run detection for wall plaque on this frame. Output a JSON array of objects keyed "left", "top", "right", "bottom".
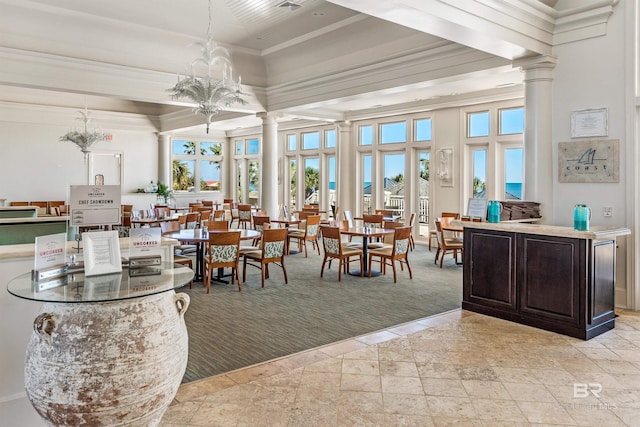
[{"left": 558, "top": 139, "right": 619, "bottom": 183}]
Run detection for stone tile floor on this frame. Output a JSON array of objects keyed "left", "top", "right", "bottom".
[{"left": 161, "top": 309, "right": 640, "bottom": 426}]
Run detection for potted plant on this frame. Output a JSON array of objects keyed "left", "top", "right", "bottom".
[{"left": 156, "top": 182, "right": 174, "bottom": 205}]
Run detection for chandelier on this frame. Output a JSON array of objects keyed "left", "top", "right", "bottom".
[
  {"left": 168, "top": 0, "right": 247, "bottom": 133},
  {"left": 59, "top": 107, "right": 106, "bottom": 161}
]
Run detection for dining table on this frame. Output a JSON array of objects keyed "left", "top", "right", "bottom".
[
  {"left": 340, "top": 226, "right": 394, "bottom": 277},
  {"left": 130, "top": 216, "right": 179, "bottom": 228},
  {"left": 162, "top": 228, "right": 259, "bottom": 282}
]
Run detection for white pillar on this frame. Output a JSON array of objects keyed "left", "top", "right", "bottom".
[
  {"left": 258, "top": 112, "right": 279, "bottom": 219},
  {"left": 515, "top": 55, "right": 556, "bottom": 224},
  {"left": 222, "top": 136, "right": 232, "bottom": 200},
  {"left": 158, "top": 134, "right": 171, "bottom": 187},
  {"left": 336, "top": 121, "right": 354, "bottom": 217}
]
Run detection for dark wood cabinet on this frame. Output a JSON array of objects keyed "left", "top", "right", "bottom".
[{"left": 462, "top": 225, "right": 622, "bottom": 340}]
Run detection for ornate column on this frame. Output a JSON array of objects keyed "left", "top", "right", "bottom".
[
  {"left": 158, "top": 134, "right": 171, "bottom": 187},
  {"left": 514, "top": 55, "right": 557, "bottom": 224},
  {"left": 336, "top": 121, "right": 354, "bottom": 216},
  {"left": 258, "top": 112, "right": 279, "bottom": 218}
]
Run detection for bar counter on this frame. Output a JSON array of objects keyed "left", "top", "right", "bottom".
[{"left": 460, "top": 221, "right": 630, "bottom": 340}]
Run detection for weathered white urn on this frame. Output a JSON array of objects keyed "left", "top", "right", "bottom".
[{"left": 25, "top": 291, "right": 190, "bottom": 426}]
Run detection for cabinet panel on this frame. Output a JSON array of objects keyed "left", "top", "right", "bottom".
[
  {"left": 518, "top": 235, "right": 583, "bottom": 327},
  {"left": 591, "top": 240, "right": 616, "bottom": 324},
  {"left": 464, "top": 230, "right": 516, "bottom": 311}
]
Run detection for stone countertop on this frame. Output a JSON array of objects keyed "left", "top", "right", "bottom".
[
  {"left": 0, "top": 237, "right": 178, "bottom": 260},
  {"left": 455, "top": 221, "right": 631, "bottom": 240}
]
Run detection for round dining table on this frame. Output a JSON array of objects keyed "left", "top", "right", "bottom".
[{"left": 162, "top": 228, "right": 259, "bottom": 282}]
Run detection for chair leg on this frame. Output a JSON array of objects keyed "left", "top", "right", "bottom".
[
  {"left": 320, "top": 256, "right": 327, "bottom": 277},
  {"left": 405, "top": 257, "right": 413, "bottom": 279},
  {"left": 281, "top": 258, "right": 288, "bottom": 284},
  {"left": 392, "top": 260, "right": 397, "bottom": 283}
]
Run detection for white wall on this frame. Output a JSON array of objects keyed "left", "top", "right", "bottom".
[
  {"left": 551, "top": 4, "right": 629, "bottom": 305},
  {"left": 0, "top": 104, "right": 159, "bottom": 204}
]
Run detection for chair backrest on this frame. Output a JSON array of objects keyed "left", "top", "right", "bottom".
[
  {"left": 10, "top": 201, "right": 29, "bottom": 206},
  {"left": 343, "top": 210, "right": 354, "bottom": 228},
  {"left": 223, "top": 198, "right": 234, "bottom": 204},
  {"left": 207, "top": 231, "right": 241, "bottom": 263},
  {"left": 161, "top": 220, "right": 180, "bottom": 234},
  {"left": 132, "top": 209, "right": 145, "bottom": 220},
  {"left": 298, "top": 211, "right": 310, "bottom": 221},
  {"left": 407, "top": 212, "right": 416, "bottom": 226},
  {"left": 185, "top": 212, "right": 199, "bottom": 229},
  {"left": 382, "top": 220, "right": 402, "bottom": 243},
  {"left": 212, "top": 210, "right": 225, "bottom": 220},
  {"left": 238, "top": 204, "right": 252, "bottom": 220},
  {"left": 434, "top": 220, "right": 447, "bottom": 246},
  {"left": 154, "top": 207, "right": 171, "bottom": 219},
  {"left": 189, "top": 202, "right": 203, "bottom": 211},
  {"left": 320, "top": 226, "right": 342, "bottom": 256},
  {"left": 442, "top": 212, "right": 460, "bottom": 219},
  {"left": 362, "top": 214, "right": 383, "bottom": 228},
  {"left": 206, "top": 219, "right": 229, "bottom": 231},
  {"left": 201, "top": 200, "right": 214, "bottom": 207},
  {"left": 253, "top": 215, "right": 271, "bottom": 232},
  {"left": 260, "top": 228, "right": 288, "bottom": 260},
  {"left": 375, "top": 209, "right": 394, "bottom": 217},
  {"left": 392, "top": 226, "right": 412, "bottom": 256},
  {"left": 305, "top": 215, "right": 321, "bottom": 238}
]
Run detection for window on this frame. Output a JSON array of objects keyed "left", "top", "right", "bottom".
[
  {"left": 415, "top": 118, "right": 432, "bottom": 141},
  {"left": 472, "top": 150, "right": 487, "bottom": 198},
  {"left": 499, "top": 107, "right": 524, "bottom": 135},
  {"left": 288, "top": 159, "right": 297, "bottom": 210},
  {"left": 468, "top": 111, "right": 490, "bottom": 137},
  {"left": 304, "top": 158, "right": 320, "bottom": 204},
  {"left": 384, "top": 153, "right": 405, "bottom": 213},
  {"left": 302, "top": 131, "right": 320, "bottom": 150},
  {"left": 233, "top": 137, "right": 261, "bottom": 204},
  {"left": 362, "top": 154, "right": 372, "bottom": 213},
  {"left": 327, "top": 156, "right": 336, "bottom": 207},
  {"left": 247, "top": 138, "right": 260, "bottom": 155},
  {"left": 287, "top": 134, "right": 297, "bottom": 151},
  {"left": 325, "top": 130, "right": 336, "bottom": 148},
  {"left": 504, "top": 148, "right": 523, "bottom": 200},
  {"left": 380, "top": 122, "right": 406, "bottom": 144},
  {"left": 360, "top": 125, "right": 373, "bottom": 146},
  {"left": 172, "top": 139, "right": 222, "bottom": 193}
]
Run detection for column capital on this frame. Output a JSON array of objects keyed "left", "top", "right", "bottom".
[
  {"left": 336, "top": 120, "right": 351, "bottom": 130},
  {"left": 256, "top": 111, "right": 278, "bottom": 124},
  {"left": 513, "top": 54, "right": 557, "bottom": 72}
]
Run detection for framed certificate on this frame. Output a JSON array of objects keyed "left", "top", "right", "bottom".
[
  {"left": 82, "top": 230, "right": 122, "bottom": 276},
  {"left": 571, "top": 108, "right": 608, "bottom": 138}
]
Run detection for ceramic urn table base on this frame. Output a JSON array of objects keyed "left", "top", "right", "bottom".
[{"left": 7, "top": 263, "right": 194, "bottom": 427}]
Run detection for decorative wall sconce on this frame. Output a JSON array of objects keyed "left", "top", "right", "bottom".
[{"left": 437, "top": 148, "right": 453, "bottom": 187}]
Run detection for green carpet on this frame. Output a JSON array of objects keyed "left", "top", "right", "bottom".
[{"left": 180, "top": 243, "right": 462, "bottom": 383}]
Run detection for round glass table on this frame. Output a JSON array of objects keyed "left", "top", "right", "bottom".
[{"left": 7, "top": 263, "right": 194, "bottom": 427}]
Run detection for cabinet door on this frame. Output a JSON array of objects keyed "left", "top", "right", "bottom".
[
  {"left": 463, "top": 229, "right": 517, "bottom": 311},
  {"left": 518, "top": 234, "right": 584, "bottom": 327}
]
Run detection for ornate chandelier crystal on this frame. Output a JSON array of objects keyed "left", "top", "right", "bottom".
[
  {"left": 168, "top": 0, "right": 247, "bottom": 133},
  {"left": 59, "top": 107, "right": 106, "bottom": 161}
]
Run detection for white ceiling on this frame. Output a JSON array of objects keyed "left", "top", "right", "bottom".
[{"left": 0, "top": 0, "right": 542, "bottom": 132}]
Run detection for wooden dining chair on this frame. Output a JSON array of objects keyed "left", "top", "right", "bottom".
[
  {"left": 203, "top": 230, "right": 242, "bottom": 293},
  {"left": 236, "top": 204, "right": 252, "bottom": 229},
  {"left": 160, "top": 221, "right": 194, "bottom": 287},
  {"left": 319, "top": 225, "right": 363, "bottom": 281},
  {"left": 368, "top": 226, "right": 413, "bottom": 282},
  {"left": 287, "top": 215, "right": 321, "bottom": 257},
  {"left": 211, "top": 209, "right": 226, "bottom": 221},
  {"left": 362, "top": 214, "right": 384, "bottom": 228},
  {"left": 205, "top": 219, "right": 229, "bottom": 231},
  {"left": 429, "top": 211, "right": 459, "bottom": 251},
  {"left": 242, "top": 228, "right": 289, "bottom": 288},
  {"left": 407, "top": 212, "right": 416, "bottom": 250},
  {"left": 368, "top": 220, "right": 401, "bottom": 250},
  {"left": 434, "top": 220, "right": 464, "bottom": 268}
]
